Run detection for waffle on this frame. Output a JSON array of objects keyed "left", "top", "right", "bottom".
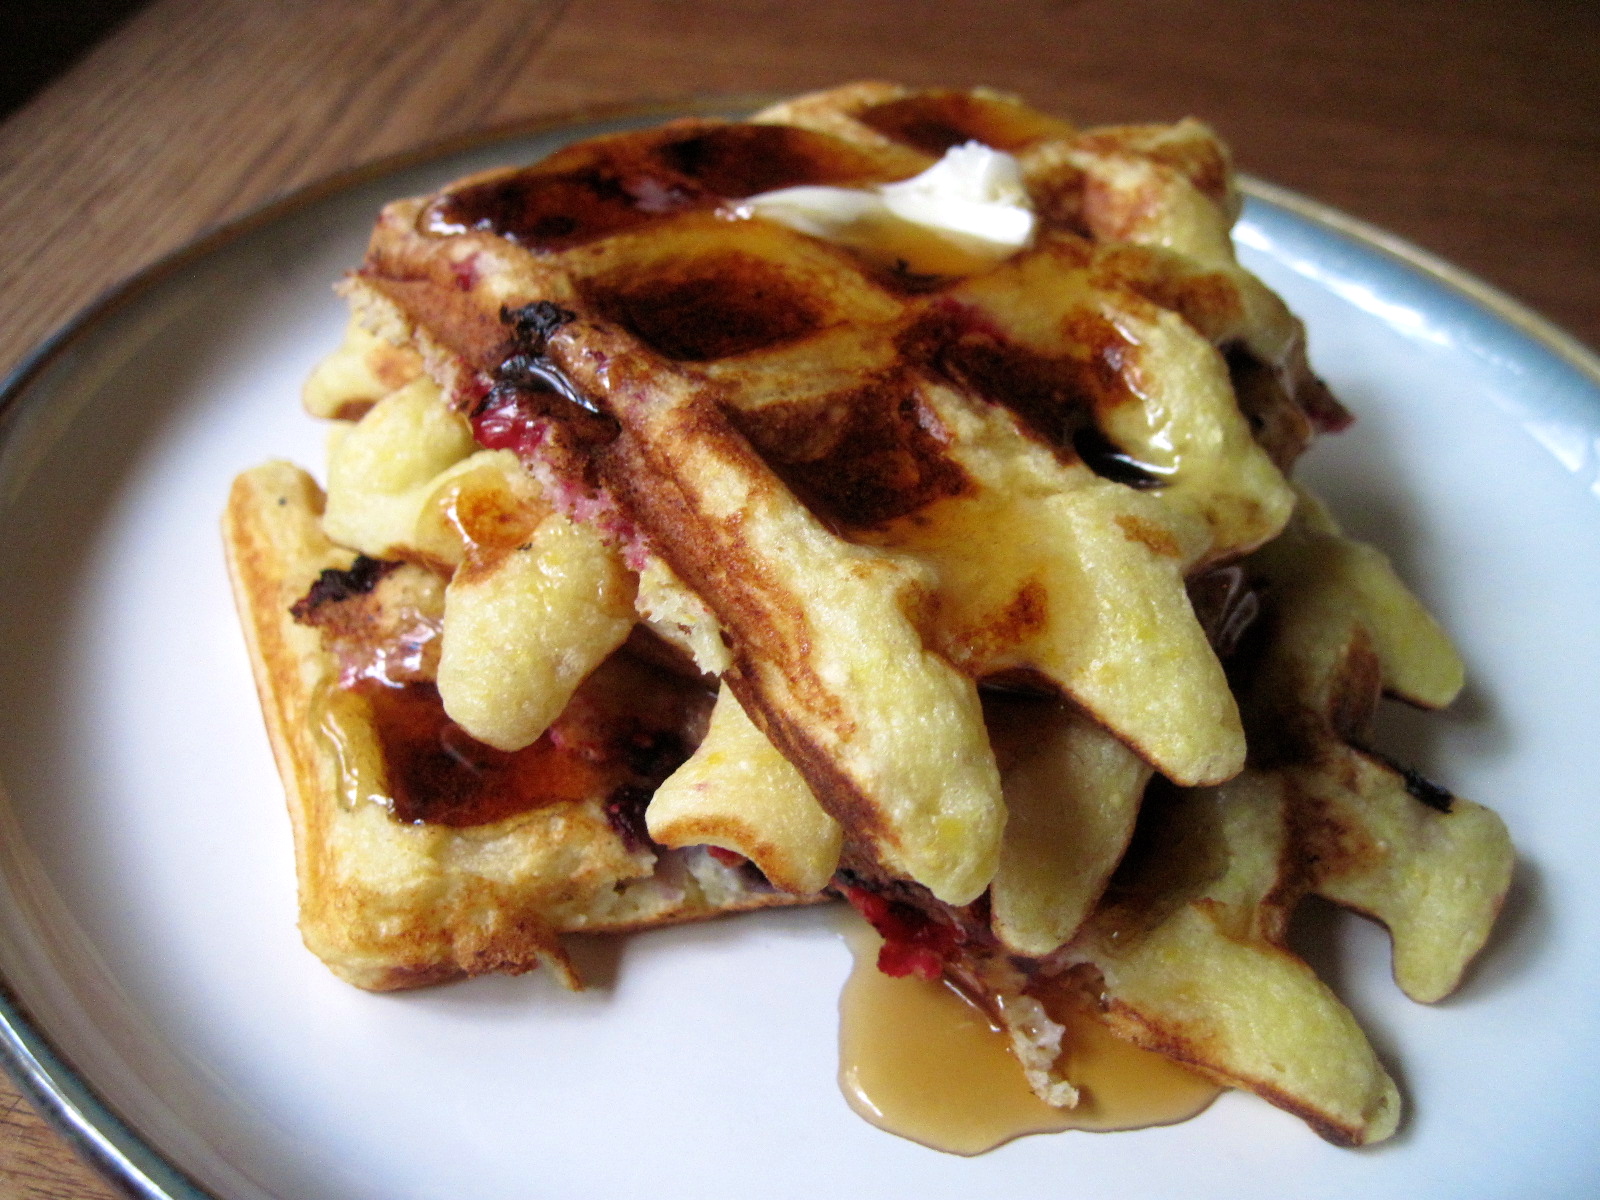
[
  {"left": 344, "top": 83, "right": 1341, "bottom": 901},
  {"left": 231, "top": 82, "right": 1513, "bottom": 1143},
  {"left": 225, "top": 461, "right": 815, "bottom": 990},
  {"left": 1038, "top": 492, "right": 1512, "bottom": 1144}
]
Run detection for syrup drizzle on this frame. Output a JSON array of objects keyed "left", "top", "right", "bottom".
[
  {"left": 837, "top": 914, "right": 1220, "bottom": 1155},
  {"left": 316, "top": 680, "right": 613, "bottom": 827},
  {"left": 316, "top": 656, "right": 711, "bottom": 830},
  {"left": 421, "top": 122, "right": 897, "bottom": 251},
  {"left": 859, "top": 90, "right": 1075, "bottom": 157}
]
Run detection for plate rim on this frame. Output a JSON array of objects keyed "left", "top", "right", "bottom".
[{"left": 1, "top": 97, "right": 1597, "bottom": 1200}]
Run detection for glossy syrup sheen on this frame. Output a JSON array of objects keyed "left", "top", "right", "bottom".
[
  {"left": 582, "top": 249, "right": 828, "bottom": 362},
  {"left": 321, "top": 680, "right": 611, "bottom": 827},
  {"left": 420, "top": 121, "right": 899, "bottom": 252},
  {"left": 858, "top": 90, "right": 1076, "bottom": 157},
  {"left": 730, "top": 371, "right": 975, "bottom": 530},
  {"left": 365, "top": 682, "right": 609, "bottom": 826},
  {"left": 317, "top": 654, "right": 711, "bottom": 830},
  {"left": 837, "top": 916, "right": 1220, "bottom": 1154}
]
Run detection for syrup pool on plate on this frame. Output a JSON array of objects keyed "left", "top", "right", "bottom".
[{"left": 836, "top": 914, "right": 1221, "bottom": 1155}]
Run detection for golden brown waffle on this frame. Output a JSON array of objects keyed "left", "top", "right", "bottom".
[
  {"left": 343, "top": 82, "right": 1344, "bottom": 908},
  {"left": 1033, "top": 494, "right": 1512, "bottom": 1144},
  {"left": 233, "top": 83, "right": 1513, "bottom": 1144},
  {"left": 224, "top": 461, "right": 818, "bottom": 991}
]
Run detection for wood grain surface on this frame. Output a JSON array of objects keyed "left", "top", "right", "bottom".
[{"left": 0, "top": 1, "right": 1595, "bottom": 1196}]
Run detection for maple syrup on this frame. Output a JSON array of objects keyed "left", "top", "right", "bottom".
[
  {"left": 420, "top": 121, "right": 897, "bottom": 252},
  {"left": 891, "top": 307, "right": 1168, "bottom": 489},
  {"left": 317, "top": 680, "right": 612, "bottom": 827},
  {"left": 859, "top": 90, "right": 1076, "bottom": 157},
  {"left": 731, "top": 372, "right": 974, "bottom": 532},
  {"left": 836, "top": 914, "right": 1220, "bottom": 1154},
  {"left": 582, "top": 250, "right": 827, "bottom": 362},
  {"left": 315, "top": 656, "right": 710, "bottom": 830}
]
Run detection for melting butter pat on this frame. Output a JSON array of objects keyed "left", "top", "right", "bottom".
[{"left": 742, "top": 142, "right": 1035, "bottom": 274}]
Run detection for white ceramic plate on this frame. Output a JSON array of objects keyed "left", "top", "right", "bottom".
[{"left": 2, "top": 106, "right": 1598, "bottom": 1200}]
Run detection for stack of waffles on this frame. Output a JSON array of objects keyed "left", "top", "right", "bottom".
[{"left": 225, "top": 83, "right": 1513, "bottom": 1145}]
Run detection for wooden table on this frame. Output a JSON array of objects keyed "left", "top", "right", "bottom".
[{"left": 0, "top": 1, "right": 1595, "bottom": 1196}]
